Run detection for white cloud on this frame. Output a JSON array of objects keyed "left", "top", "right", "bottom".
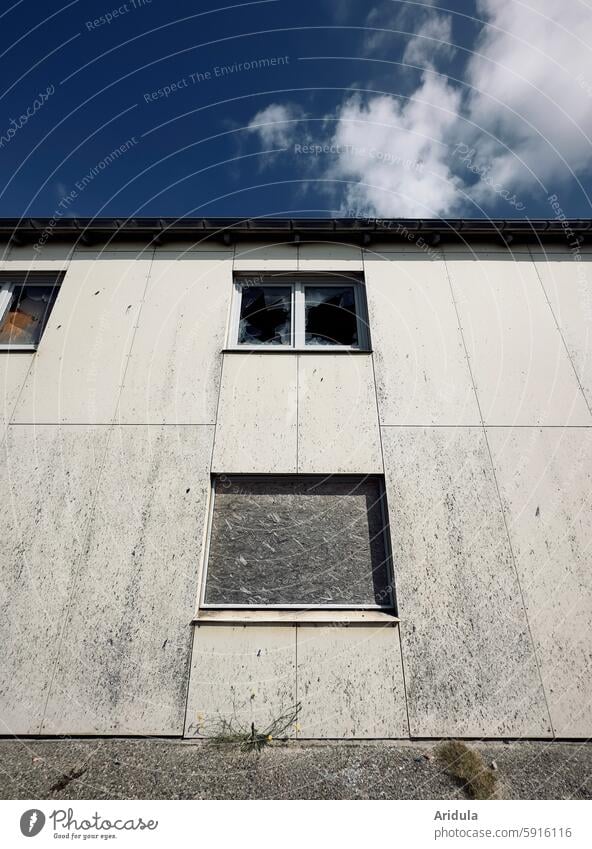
[
  {"left": 363, "top": 0, "right": 440, "bottom": 56},
  {"left": 247, "top": 104, "right": 302, "bottom": 148},
  {"left": 327, "top": 72, "right": 463, "bottom": 217},
  {"left": 402, "top": 14, "right": 455, "bottom": 68},
  {"left": 245, "top": 2, "right": 592, "bottom": 216},
  {"left": 464, "top": 0, "right": 592, "bottom": 195}
]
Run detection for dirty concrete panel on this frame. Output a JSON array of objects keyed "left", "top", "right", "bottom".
[
  {"left": 531, "top": 254, "right": 592, "bottom": 411},
  {"left": 443, "top": 243, "right": 532, "bottom": 255},
  {"left": 0, "top": 425, "right": 109, "bottom": 735},
  {"left": 297, "top": 354, "right": 383, "bottom": 473},
  {"left": 41, "top": 425, "right": 213, "bottom": 735},
  {"left": 184, "top": 625, "right": 296, "bottom": 738},
  {"left": 12, "top": 256, "right": 152, "bottom": 424},
  {"left": 297, "top": 625, "right": 408, "bottom": 738},
  {"left": 298, "top": 243, "right": 363, "bottom": 271},
  {"left": 1, "top": 243, "right": 73, "bottom": 269},
  {"left": 212, "top": 353, "right": 297, "bottom": 473},
  {"left": 382, "top": 426, "right": 551, "bottom": 738},
  {"left": 72, "top": 244, "right": 154, "bottom": 256},
  {"left": 365, "top": 257, "right": 479, "bottom": 425},
  {"left": 234, "top": 242, "right": 298, "bottom": 271},
  {"left": 117, "top": 254, "right": 232, "bottom": 424},
  {"left": 447, "top": 255, "right": 591, "bottom": 425},
  {"left": 364, "top": 244, "right": 444, "bottom": 257},
  {"left": 0, "top": 354, "right": 33, "bottom": 441},
  {"left": 154, "top": 241, "right": 234, "bottom": 254},
  {"left": 488, "top": 427, "right": 592, "bottom": 738}
]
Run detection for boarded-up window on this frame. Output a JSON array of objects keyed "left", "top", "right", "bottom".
[{"left": 202, "top": 475, "right": 394, "bottom": 607}]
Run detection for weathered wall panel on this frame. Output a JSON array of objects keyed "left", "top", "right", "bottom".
[
  {"left": 0, "top": 425, "right": 109, "bottom": 734},
  {"left": 234, "top": 242, "right": 298, "bottom": 271},
  {"left": 489, "top": 427, "right": 592, "bottom": 737},
  {"left": 297, "top": 625, "right": 408, "bottom": 738},
  {"left": 299, "top": 243, "right": 363, "bottom": 271},
  {"left": 41, "top": 425, "right": 213, "bottom": 735},
  {"left": 212, "top": 353, "right": 297, "bottom": 473},
  {"left": 0, "top": 243, "right": 73, "bottom": 271},
  {"left": 0, "top": 354, "right": 33, "bottom": 442},
  {"left": 446, "top": 255, "right": 590, "bottom": 426},
  {"left": 297, "top": 354, "right": 383, "bottom": 473},
  {"left": 365, "top": 256, "right": 479, "bottom": 425},
  {"left": 532, "top": 254, "right": 592, "bottom": 412},
  {"left": 382, "top": 426, "right": 551, "bottom": 738},
  {"left": 117, "top": 253, "right": 232, "bottom": 424},
  {"left": 12, "top": 255, "right": 152, "bottom": 424},
  {"left": 184, "top": 625, "right": 297, "bottom": 738}
]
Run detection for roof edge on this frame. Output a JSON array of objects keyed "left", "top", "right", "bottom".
[{"left": 0, "top": 217, "right": 590, "bottom": 247}]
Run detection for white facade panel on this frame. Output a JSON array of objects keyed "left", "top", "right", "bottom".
[
  {"left": 489, "top": 426, "right": 592, "bottom": 738},
  {"left": 212, "top": 353, "right": 298, "bottom": 473},
  {"left": 298, "top": 243, "right": 363, "bottom": 270},
  {"left": 532, "top": 254, "right": 592, "bottom": 412},
  {"left": 234, "top": 242, "right": 298, "bottom": 271},
  {"left": 0, "top": 354, "right": 32, "bottom": 441},
  {"left": 0, "top": 425, "right": 109, "bottom": 734},
  {"left": 297, "top": 625, "right": 408, "bottom": 738},
  {"left": 382, "top": 425, "right": 551, "bottom": 738},
  {"left": 12, "top": 255, "right": 152, "bottom": 424},
  {"left": 298, "top": 354, "right": 382, "bottom": 473},
  {"left": 365, "top": 256, "right": 480, "bottom": 425},
  {"left": 42, "top": 425, "right": 213, "bottom": 735},
  {"left": 1, "top": 243, "right": 73, "bottom": 270},
  {"left": 184, "top": 625, "right": 297, "bottom": 738},
  {"left": 447, "top": 254, "right": 591, "bottom": 425},
  {"left": 117, "top": 253, "right": 232, "bottom": 424}
]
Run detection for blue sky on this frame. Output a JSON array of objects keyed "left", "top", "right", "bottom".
[{"left": 0, "top": 0, "right": 591, "bottom": 219}]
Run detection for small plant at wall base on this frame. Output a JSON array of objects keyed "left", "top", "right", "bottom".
[
  {"left": 189, "top": 703, "right": 302, "bottom": 752},
  {"left": 437, "top": 741, "right": 499, "bottom": 800}
]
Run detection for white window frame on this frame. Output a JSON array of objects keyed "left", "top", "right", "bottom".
[
  {"left": 0, "top": 277, "right": 60, "bottom": 351},
  {"left": 228, "top": 276, "right": 370, "bottom": 351},
  {"left": 198, "top": 475, "right": 395, "bottom": 611}
]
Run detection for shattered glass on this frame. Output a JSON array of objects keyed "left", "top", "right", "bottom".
[
  {"left": 0, "top": 285, "right": 58, "bottom": 346},
  {"left": 305, "top": 285, "right": 358, "bottom": 346},
  {"left": 237, "top": 286, "right": 291, "bottom": 345}
]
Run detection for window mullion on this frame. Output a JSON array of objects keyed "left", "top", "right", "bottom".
[{"left": 294, "top": 282, "right": 304, "bottom": 347}]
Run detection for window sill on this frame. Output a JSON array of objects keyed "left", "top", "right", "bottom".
[
  {"left": 222, "top": 347, "right": 373, "bottom": 355},
  {"left": 193, "top": 609, "right": 399, "bottom": 625},
  {"left": 0, "top": 345, "right": 37, "bottom": 352}
]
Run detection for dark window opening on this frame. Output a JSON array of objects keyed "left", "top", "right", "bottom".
[
  {"left": 237, "top": 285, "right": 291, "bottom": 346},
  {"left": 305, "top": 285, "right": 358, "bottom": 346}
]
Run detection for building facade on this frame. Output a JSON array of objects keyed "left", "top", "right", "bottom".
[{"left": 0, "top": 219, "right": 591, "bottom": 740}]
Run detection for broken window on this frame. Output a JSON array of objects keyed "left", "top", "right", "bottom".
[
  {"left": 232, "top": 276, "right": 369, "bottom": 349},
  {"left": 202, "top": 475, "right": 394, "bottom": 608},
  {"left": 237, "top": 285, "right": 291, "bottom": 345},
  {"left": 0, "top": 280, "right": 60, "bottom": 349},
  {"left": 305, "top": 285, "right": 358, "bottom": 346}
]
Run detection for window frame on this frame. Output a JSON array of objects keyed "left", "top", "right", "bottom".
[
  {"left": 0, "top": 274, "right": 61, "bottom": 352},
  {"left": 228, "top": 274, "right": 371, "bottom": 351},
  {"left": 198, "top": 474, "right": 395, "bottom": 611}
]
